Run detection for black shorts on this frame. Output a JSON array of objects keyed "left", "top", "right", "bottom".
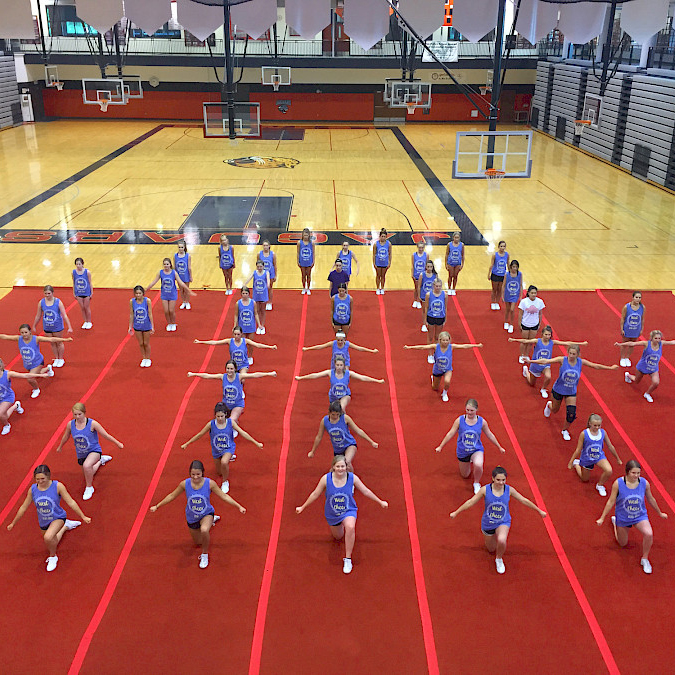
[
  {"left": 334, "top": 444, "right": 357, "bottom": 456},
  {"left": 490, "top": 273, "right": 505, "bottom": 283},
  {"left": 521, "top": 323, "right": 539, "bottom": 333},
  {"left": 186, "top": 515, "right": 213, "bottom": 530},
  {"left": 482, "top": 527, "right": 497, "bottom": 536},
  {"left": 43, "top": 329, "right": 58, "bottom": 335},
  {"left": 426, "top": 316, "right": 445, "bottom": 326},
  {"left": 551, "top": 389, "right": 566, "bottom": 401},
  {"left": 40, "top": 518, "right": 65, "bottom": 531},
  {"left": 333, "top": 323, "right": 351, "bottom": 331},
  {"left": 76, "top": 295, "right": 90, "bottom": 299},
  {"left": 77, "top": 450, "right": 102, "bottom": 466},
  {"left": 457, "top": 454, "right": 474, "bottom": 463},
  {"left": 581, "top": 462, "right": 596, "bottom": 470}
]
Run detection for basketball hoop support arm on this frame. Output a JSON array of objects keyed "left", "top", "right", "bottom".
[
  {"left": 598, "top": 0, "right": 618, "bottom": 97},
  {"left": 486, "top": 0, "right": 507, "bottom": 169},
  {"left": 222, "top": 1, "right": 237, "bottom": 139},
  {"left": 384, "top": 0, "right": 494, "bottom": 120}
]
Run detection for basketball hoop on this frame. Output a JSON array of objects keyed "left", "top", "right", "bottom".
[
  {"left": 55, "top": 82, "right": 64, "bottom": 91},
  {"left": 272, "top": 80, "right": 280, "bottom": 92},
  {"left": 406, "top": 103, "right": 416, "bottom": 115},
  {"left": 479, "top": 86, "right": 488, "bottom": 96},
  {"left": 98, "top": 100, "right": 109, "bottom": 113},
  {"left": 485, "top": 168, "right": 506, "bottom": 190},
  {"left": 574, "top": 119, "right": 591, "bottom": 135}
]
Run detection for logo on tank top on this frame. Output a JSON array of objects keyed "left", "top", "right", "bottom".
[
  {"left": 486, "top": 502, "right": 505, "bottom": 522},
  {"left": 506, "top": 279, "right": 519, "bottom": 294},
  {"left": 73, "top": 435, "right": 90, "bottom": 452},
  {"left": 161, "top": 276, "right": 174, "bottom": 292},
  {"left": 335, "top": 302, "right": 349, "bottom": 321},
  {"left": 214, "top": 432, "right": 232, "bottom": 452},
  {"left": 75, "top": 276, "right": 87, "bottom": 292},
  {"left": 35, "top": 496, "right": 57, "bottom": 517},
  {"left": 436, "top": 356, "right": 449, "bottom": 370},
  {"left": 627, "top": 314, "right": 640, "bottom": 329},
  {"left": 44, "top": 309, "right": 57, "bottom": 324},
  {"left": 20, "top": 346, "right": 33, "bottom": 360},
  {"left": 645, "top": 354, "right": 659, "bottom": 369},
  {"left": 587, "top": 443, "right": 602, "bottom": 461},
  {"left": 328, "top": 428, "right": 346, "bottom": 448},
  {"left": 224, "top": 383, "right": 239, "bottom": 403},
  {"left": 430, "top": 297, "right": 444, "bottom": 314},
  {"left": 562, "top": 371, "right": 579, "bottom": 386},
  {"left": 329, "top": 493, "right": 348, "bottom": 515},
  {"left": 134, "top": 306, "right": 146, "bottom": 322},
  {"left": 622, "top": 495, "right": 643, "bottom": 519},
  {"left": 188, "top": 495, "right": 207, "bottom": 516},
  {"left": 240, "top": 308, "right": 253, "bottom": 324}
]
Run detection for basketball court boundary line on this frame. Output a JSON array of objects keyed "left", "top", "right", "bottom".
[
  {"left": 455, "top": 296, "right": 621, "bottom": 675},
  {"left": 379, "top": 297, "right": 440, "bottom": 675},
  {"left": 247, "top": 295, "right": 308, "bottom": 675},
  {"left": 67, "top": 295, "right": 231, "bottom": 674}
]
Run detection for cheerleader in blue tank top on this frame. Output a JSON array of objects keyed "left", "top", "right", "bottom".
[
  {"left": 404, "top": 331, "right": 482, "bottom": 402},
  {"left": 236, "top": 287, "right": 257, "bottom": 336},
  {"left": 244, "top": 260, "right": 270, "bottom": 334},
  {"left": 72, "top": 257, "right": 93, "bottom": 329},
  {"left": 129, "top": 286, "right": 154, "bottom": 367},
  {"left": 373, "top": 228, "right": 392, "bottom": 294},
  {"left": 425, "top": 280, "right": 447, "bottom": 347},
  {"left": 418, "top": 260, "right": 438, "bottom": 332},
  {"left": 147, "top": 258, "right": 193, "bottom": 332},
  {"left": 0, "top": 361, "right": 30, "bottom": 435},
  {"left": 596, "top": 460, "right": 667, "bottom": 574},
  {"left": 7, "top": 465, "right": 90, "bottom": 572},
  {"left": 619, "top": 291, "right": 644, "bottom": 367},
  {"left": 174, "top": 240, "right": 193, "bottom": 310},
  {"left": 450, "top": 466, "right": 547, "bottom": 575},
  {"left": 332, "top": 286, "right": 352, "bottom": 334},
  {"left": 411, "top": 240, "right": 428, "bottom": 308},
  {"left": 151, "top": 459, "right": 246, "bottom": 569},
  {"left": 56, "top": 402, "right": 123, "bottom": 500},
  {"left": 297, "top": 228, "right": 315, "bottom": 294},
  {"left": 502, "top": 260, "right": 522, "bottom": 333},
  {"left": 193, "top": 324, "right": 278, "bottom": 371},
  {"left": 34, "top": 285, "right": 72, "bottom": 368},
  {"left": 488, "top": 240, "right": 509, "bottom": 310},
  {"left": 296, "top": 454, "right": 388, "bottom": 574},
  {"left": 530, "top": 344, "right": 618, "bottom": 441},
  {"left": 621, "top": 330, "right": 675, "bottom": 403},
  {"left": 258, "top": 240, "right": 276, "bottom": 310},
  {"left": 301, "top": 333, "right": 379, "bottom": 368},
  {"left": 436, "top": 399, "right": 506, "bottom": 494},
  {"left": 218, "top": 234, "right": 235, "bottom": 295},
  {"left": 445, "top": 232, "right": 464, "bottom": 295},
  {"left": 339, "top": 241, "right": 358, "bottom": 277}
]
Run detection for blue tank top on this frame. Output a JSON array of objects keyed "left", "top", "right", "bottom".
[
  {"left": 338, "top": 250, "right": 353, "bottom": 275},
  {"left": 237, "top": 299, "right": 256, "bottom": 334},
  {"left": 615, "top": 477, "right": 648, "bottom": 527},
  {"left": 229, "top": 338, "right": 249, "bottom": 370},
  {"left": 503, "top": 272, "right": 522, "bottom": 303},
  {"left": 132, "top": 297, "right": 151, "bottom": 331},
  {"left": 420, "top": 272, "right": 437, "bottom": 301},
  {"left": 259, "top": 250, "right": 276, "bottom": 280},
  {"left": 481, "top": 484, "right": 511, "bottom": 531},
  {"left": 636, "top": 342, "right": 662, "bottom": 375},
  {"left": 456, "top": 415, "right": 484, "bottom": 459},
  {"left": 528, "top": 339, "right": 553, "bottom": 376},
  {"left": 329, "top": 369, "right": 351, "bottom": 402},
  {"left": 622, "top": 304, "right": 643, "bottom": 339},
  {"left": 412, "top": 251, "right": 427, "bottom": 279},
  {"left": 160, "top": 269, "right": 178, "bottom": 301},
  {"left": 447, "top": 242, "right": 463, "bottom": 266},
  {"left": 252, "top": 270, "right": 269, "bottom": 302},
  {"left": 432, "top": 344, "right": 453, "bottom": 375},
  {"left": 72, "top": 268, "right": 92, "bottom": 297},
  {"left": 222, "top": 373, "right": 245, "bottom": 409},
  {"left": 174, "top": 252, "right": 191, "bottom": 283},
  {"left": 41, "top": 298, "right": 64, "bottom": 332},
  {"left": 210, "top": 418, "right": 235, "bottom": 458},
  {"left": 427, "top": 291, "right": 446, "bottom": 319},
  {"left": 19, "top": 335, "right": 43, "bottom": 370},
  {"left": 553, "top": 357, "right": 582, "bottom": 396},
  {"left": 332, "top": 341, "right": 350, "bottom": 367},
  {"left": 219, "top": 244, "right": 234, "bottom": 269},
  {"left": 32, "top": 481, "right": 67, "bottom": 528},
  {"left": 333, "top": 295, "right": 351, "bottom": 325},
  {"left": 323, "top": 414, "right": 357, "bottom": 453},
  {"left": 580, "top": 428, "right": 606, "bottom": 466},
  {"left": 298, "top": 240, "right": 314, "bottom": 266},
  {"left": 491, "top": 251, "right": 508, "bottom": 276},
  {"left": 375, "top": 240, "right": 390, "bottom": 267},
  {"left": 0, "top": 370, "right": 15, "bottom": 403},
  {"left": 70, "top": 418, "right": 102, "bottom": 460},
  {"left": 324, "top": 471, "right": 358, "bottom": 525},
  {"left": 185, "top": 478, "right": 215, "bottom": 524}
]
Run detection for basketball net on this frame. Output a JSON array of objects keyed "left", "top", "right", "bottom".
[
  {"left": 575, "top": 120, "right": 591, "bottom": 135},
  {"left": 406, "top": 103, "right": 416, "bottom": 115},
  {"left": 98, "top": 100, "right": 109, "bottom": 113},
  {"left": 272, "top": 80, "right": 280, "bottom": 92},
  {"left": 485, "top": 168, "right": 505, "bottom": 190}
]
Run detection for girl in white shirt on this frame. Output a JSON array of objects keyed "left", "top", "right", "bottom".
[{"left": 517, "top": 286, "right": 545, "bottom": 363}]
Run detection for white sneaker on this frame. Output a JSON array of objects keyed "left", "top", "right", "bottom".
[
  {"left": 427, "top": 354, "right": 434, "bottom": 364},
  {"left": 140, "top": 359, "right": 146, "bottom": 367},
  {"left": 199, "top": 553, "right": 209, "bottom": 569},
  {"left": 100, "top": 455, "right": 112, "bottom": 465},
  {"left": 266, "top": 302, "right": 272, "bottom": 311},
  {"left": 641, "top": 558, "right": 652, "bottom": 574},
  {"left": 494, "top": 304, "right": 500, "bottom": 310},
  {"left": 619, "top": 358, "right": 626, "bottom": 367},
  {"left": 441, "top": 391, "right": 449, "bottom": 402},
  {"left": 412, "top": 301, "right": 417, "bottom": 308},
  {"left": 624, "top": 372, "right": 632, "bottom": 384},
  {"left": 221, "top": 480, "right": 230, "bottom": 494},
  {"left": 213, "top": 515, "right": 220, "bottom": 525},
  {"left": 46, "top": 556, "right": 58, "bottom": 572},
  {"left": 518, "top": 356, "right": 525, "bottom": 364},
  {"left": 15, "top": 401, "right": 24, "bottom": 414},
  {"left": 625, "top": 358, "right": 631, "bottom": 367},
  {"left": 306, "top": 289, "right": 311, "bottom": 296},
  {"left": 248, "top": 357, "right": 253, "bottom": 366},
  {"left": 185, "top": 303, "right": 191, "bottom": 310},
  {"left": 65, "top": 519, "right": 81, "bottom": 530},
  {"left": 522, "top": 366, "right": 529, "bottom": 379},
  {"left": 449, "top": 289, "right": 456, "bottom": 296},
  {"left": 421, "top": 324, "right": 428, "bottom": 333},
  {"left": 508, "top": 325, "right": 514, "bottom": 334},
  {"left": 495, "top": 558, "right": 506, "bottom": 574},
  {"left": 644, "top": 393, "right": 654, "bottom": 403},
  {"left": 230, "top": 454, "right": 237, "bottom": 461},
  {"left": 31, "top": 388, "right": 41, "bottom": 399},
  {"left": 595, "top": 484, "right": 607, "bottom": 497},
  {"left": 540, "top": 388, "right": 549, "bottom": 399},
  {"left": 573, "top": 459, "right": 580, "bottom": 466},
  {"left": 83, "top": 486, "right": 95, "bottom": 501},
  {"left": 562, "top": 429, "right": 571, "bottom": 441},
  {"left": 145, "top": 360, "right": 152, "bottom": 367},
  {"left": 233, "top": 429, "right": 239, "bottom": 438},
  {"left": 46, "top": 364, "right": 54, "bottom": 377},
  {"left": 343, "top": 557, "right": 353, "bottom": 574},
  {"left": 261, "top": 327, "right": 266, "bottom": 335},
  {"left": 544, "top": 401, "right": 552, "bottom": 418},
  {"left": 179, "top": 302, "right": 186, "bottom": 310},
  {"left": 53, "top": 359, "right": 64, "bottom": 368},
  {"left": 301, "top": 289, "right": 306, "bottom": 295},
  {"left": 255, "top": 327, "right": 261, "bottom": 334},
  {"left": 82, "top": 321, "right": 88, "bottom": 329},
  {"left": 503, "top": 322, "right": 509, "bottom": 330},
  {"left": 86, "top": 322, "right": 93, "bottom": 329},
  {"left": 166, "top": 325, "right": 172, "bottom": 332},
  {"left": 1, "top": 424, "right": 10, "bottom": 435},
  {"left": 473, "top": 482, "right": 481, "bottom": 495}
]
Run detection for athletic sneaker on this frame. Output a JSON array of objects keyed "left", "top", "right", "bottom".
[
  {"left": 15, "top": 401, "right": 24, "bottom": 414},
  {"left": 166, "top": 325, "right": 172, "bottom": 332},
  {"left": 595, "top": 484, "right": 607, "bottom": 497},
  {"left": 544, "top": 401, "right": 552, "bottom": 418},
  {"left": 411, "top": 301, "right": 417, "bottom": 308},
  {"left": 540, "top": 388, "right": 549, "bottom": 399},
  {"left": 306, "top": 289, "right": 311, "bottom": 296},
  {"left": 573, "top": 459, "right": 580, "bottom": 466},
  {"left": 140, "top": 359, "right": 146, "bottom": 367},
  {"left": 625, "top": 358, "right": 631, "bottom": 367},
  {"left": 53, "top": 359, "right": 64, "bottom": 368},
  {"left": 522, "top": 366, "right": 529, "bottom": 379},
  {"left": 473, "top": 482, "right": 481, "bottom": 495},
  {"left": 495, "top": 558, "right": 506, "bottom": 574},
  {"left": 185, "top": 303, "right": 191, "bottom": 310},
  {"left": 81, "top": 321, "right": 88, "bottom": 328},
  {"left": 261, "top": 327, "right": 266, "bottom": 335},
  {"left": 31, "top": 388, "right": 41, "bottom": 399},
  {"left": 86, "top": 322, "right": 93, "bottom": 329},
  {"left": 46, "top": 556, "right": 58, "bottom": 572},
  {"left": 503, "top": 322, "right": 509, "bottom": 330},
  {"left": 199, "top": 553, "right": 209, "bottom": 569},
  {"left": 421, "top": 324, "right": 428, "bottom": 333},
  {"left": 233, "top": 429, "right": 239, "bottom": 438},
  {"left": 562, "top": 429, "right": 571, "bottom": 441},
  {"left": 83, "top": 486, "right": 95, "bottom": 501},
  {"left": 449, "top": 289, "right": 456, "bottom": 296},
  {"left": 248, "top": 357, "right": 254, "bottom": 366},
  {"left": 427, "top": 354, "right": 434, "bottom": 364},
  {"left": 343, "top": 557, "right": 353, "bottom": 574},
  {"left": 624, "top": 372, "right": 632, "bottom": 384},
  {"left": 518, "top": 356, "right": 526, "bottom": 364},
  {"left": 508, "top": 325, "right": 514, "bottom": 334},
  {"left": 65, "top": 519, "right": 81, "bottom": 530},
  {"left": 266, "top": 302, "right": 272, "bottom": 311},
  {"left": 179, "top": 302, "right": 186, "bottom": 310},
  {"left": 494, "top": 304, "right": 500, "bottom": 310},
  {"left": 221, "top": 480, "right": 230, "bottom": 494},
  {"left": 255, "top": 327, "right": 262, "bottom": 335},
  {"left": 416, "top": 300, "right": 422, "bottom": 307},
  {"left": 100, "top": 455, "right": 112, "bottom": 465},
  {"left": 1, "top": 424, "right": 10, "bottom": 435},
  {"left": 145, "top": 360, "right": 152, "bottom": 368},
  {"left": 641, "top": 558, "right": 652, "bottom": 574},
  {"left": 301, "top": 289, "right": 306, "bottom": 295},
  {"left": 644, "top": 393, "right": 654, "bottom": 403},
  {"left": 213, "top": 515, "right": 220, "bottom": 525},
  {"left": 441, "top": 391, "right": 449, "bottom": 402},
  {"left": 619, "top": 358, "right": 627, "bottom": 367},
  {"left": 46, "top": 364, "right": 54, "bottom": 377}
]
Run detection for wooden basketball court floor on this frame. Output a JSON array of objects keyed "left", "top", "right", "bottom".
[{"left": 1, "top": 119, "right": 674, "bottom": 296}]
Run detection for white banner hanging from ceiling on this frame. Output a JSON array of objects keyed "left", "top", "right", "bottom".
[
  {"left": 231, "top": 0, "right": 278, "bottom": 40},
  {"left": 285, "top": 0, "right": 331, "bottom": 40},
  {"left": 515, "top": 0, "right": 559, "bottom": 45},
  {"left": 176, "top": 0, "right": 223, "bottom": 42},
  {"left": 0, "top": 0, "right": 34, "bottom": 39},
  {"left": 620, "top": 0, "right": 669, "bottom": 45},
  {"left": 452, "top": 0, "right": 498, "bottom": 43},
  {"left": 75, "top": 0, "right": 124, "bottom": 33},
  {"left": 556, "top": 2, "right": 606, "bottom": 45},
  {"left": 343, "top": 0, "right": 390, "bottom": 50},
  {"left": 422, "top": 41, "right": 459, "bottom": 62},
  {"left": 124, "top": 0, "right": 172, "bottom": 36},
  {"left": 399, "top": 0, "right": 446, "bottom": 39}
]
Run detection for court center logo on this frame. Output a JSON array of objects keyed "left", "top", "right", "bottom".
[{"left": 225, "top": 156, "right": 300, "bottom": 169}]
